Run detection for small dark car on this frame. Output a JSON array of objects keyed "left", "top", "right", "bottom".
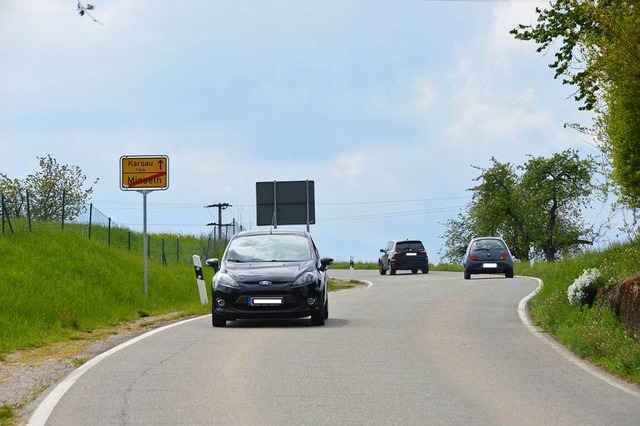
[
  {"left": 379, "top": 239, "right": 429, "bottom": 275},
  {"left": 462, "top": 237, "right": 514, "bottom": 279},
  {"left": 206, "top": 229, "right": 333, "bottom": 327}
]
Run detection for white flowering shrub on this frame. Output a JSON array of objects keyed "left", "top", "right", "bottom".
[{"left": 567, "top": 268, "right": 603, "bottom": 306}]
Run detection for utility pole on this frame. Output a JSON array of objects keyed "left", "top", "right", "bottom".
[{"left": 205, "top": 202, "right": 232, "bottom": 240}]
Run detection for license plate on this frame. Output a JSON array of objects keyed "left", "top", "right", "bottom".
[
  {"left": 249, "top": 297, "right": 283, "bottom": 306},
  {"left": 406, "top": 252, "right": 417, "bottom": 256},
  {"left": 483, "top": 263, "right": 498, "bottom": 268}
]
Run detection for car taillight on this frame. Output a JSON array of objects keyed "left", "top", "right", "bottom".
[
  {"left": 470, "top": 254, "right": 478, "bottom": 261},
  {"left": 418, "top": 250, "right": 426, "bottom": 256},
  {"left": 392, "top": 252, "right": 404, "bottom": 258},
  {"left": 500, "top": 253, "right": 509, "bottom": 260}
]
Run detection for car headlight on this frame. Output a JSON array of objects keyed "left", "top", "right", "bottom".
[
  {"left": 292, "top": 271, "right": 318, "bottom": 287},
  {"left": 213, "top": 273, "right": 240, "bottom": 290}
]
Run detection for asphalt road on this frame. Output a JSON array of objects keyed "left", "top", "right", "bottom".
[{"left": 33, "top": 270, "right": 640, "bottom": 425}]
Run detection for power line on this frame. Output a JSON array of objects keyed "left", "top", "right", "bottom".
[
  {"left": 205, "top": 203, "right": 232, "bottom": 240},
  {"left": 320, "top": 205, "right": 467, "bottom": 222}
]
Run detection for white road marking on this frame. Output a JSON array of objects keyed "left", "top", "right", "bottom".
[
  {"left": 27, "top": 316, "right": 205, "bottom": 426},
  {"left": 518, "top": 277, "right": 640, "bottom": 400}
]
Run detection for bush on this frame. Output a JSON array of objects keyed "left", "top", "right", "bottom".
[{"left": 567, "top": 268, "right": 606, "bottom": 307}]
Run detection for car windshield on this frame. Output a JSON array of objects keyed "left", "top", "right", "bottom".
[
  {"left": 472, "top": 239, "right": 506, "bottom": 251},
  {"left": 396, "top": 241, "right": 424, "bottom": 251},
  {"left": 225, "top": 234, "right": 312, "bottom": 262}
]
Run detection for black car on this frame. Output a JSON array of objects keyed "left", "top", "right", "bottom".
[
  {"left": 379, "top": 239, "right": 429, "bottom": 275},
  {"left": 462, "top": 237, "right": 514, "bottom": 279},
  {"left": 205, "top": 229, "right": 333, "bottom": 327}
]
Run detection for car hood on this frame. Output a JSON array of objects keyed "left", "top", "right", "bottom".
[{"left": 223, "top": 260, "right": 315, "bottom": 283}]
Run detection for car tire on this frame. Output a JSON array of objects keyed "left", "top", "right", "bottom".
[
  {"left": 422, "top": 266, "right": 429, "bottom": 274},
  {"left": 379, "top": 262, "right": 387, "bottom": 275},
  {"left": 464, "top": 269, "right": 471, "bottom": 280},
  {"left": 411, "top": 269, "right": 418, "bottom": 274},
  {"left": 324, "top": 299, "right": 329, "bottom": 319},
  {"left": 505, "top": 268, "right": 514, "bottom": 278},
  {"left": 212, "top": 311, "right": 226, "bottom": 327},
  {"left": 390, "top": 266, "right": 396, "bottom": 275},
  {"left": 311, "top": 309, "right": 325, "bottom": 326}
]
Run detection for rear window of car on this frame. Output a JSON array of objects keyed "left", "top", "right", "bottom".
[
  {"left": 471, "top": 239, "right": 506, "bottom": 251},
  {"left": 395, "top": 241, "right": 425, "bottom": 251}
]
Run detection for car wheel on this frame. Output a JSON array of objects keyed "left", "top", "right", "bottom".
[
  {"left": 411, "top": 269, "right": 418, "bottom": 274},
  {"left": 422, "top": 266, "right": 429, "bottom": 274},
  {"left": 505, "top": 268, "right": 514, "bottom": 278},
  {"left": 311, "top": 309, "right": 325, "bottom": 326},
  {"left": 379, "top": 262, "right": 386, "bottom": 275},
  {"left": 390, "top": 266, "right": 396, "bottom": 275},
  {"left": 464, "top": 269, "right": 471, "bottom": 280},
  {"left": 212, "top": 311, "right": 226, "bottom": 327}
]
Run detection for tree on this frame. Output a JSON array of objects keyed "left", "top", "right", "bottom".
[
  {"left": 521, "top": 150, "right": 597, "bottom": 261},
  {"left": 0, "top": 174, "right": 28, "bottom": 218},
  {"left": 24, "top": 155, "right": 99, "bottom": 221},
  {"left": 440, "top": 150, "right": 598, "bottom": 263},
  {"left": 510, "top": 0, "right": 640, "bottom": 209}
]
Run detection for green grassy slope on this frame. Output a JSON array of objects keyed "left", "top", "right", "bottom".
[
  {"left": 0, "top": 226, "right": 211, "bottom": 352},
  {"left": 516, "top": 244, "right": 640, "bottom": 384}
]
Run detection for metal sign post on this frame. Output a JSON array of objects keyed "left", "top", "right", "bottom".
[
  {"left": 137, "top": 190, "right": 149, "bottom": 295},
  {"left": 120, "top": 155, "right": 169, "bottom": 295}
]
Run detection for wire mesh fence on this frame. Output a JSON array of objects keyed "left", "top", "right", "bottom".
[{"left": 1, "top": 191, "right": 242, "bottom": 266}]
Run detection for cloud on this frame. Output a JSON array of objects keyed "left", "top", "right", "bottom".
[{"left": 412, "top": 76, "right": 437, "bottom": 112}]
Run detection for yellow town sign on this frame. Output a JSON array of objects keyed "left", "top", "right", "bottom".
[{"left": 120, "top": 155, "right": 169, "bottom": 190}]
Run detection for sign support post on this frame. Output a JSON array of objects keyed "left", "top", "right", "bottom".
[
  {"left": 141, "top": 190, "right": 149, "bottom": 295},
  {"left": 120, "top": 155, "right": 169, "bottom": 296}
]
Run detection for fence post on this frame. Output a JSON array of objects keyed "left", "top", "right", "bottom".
[
  {"left": 26, "top": 191, "right": 32, "bottom": 232},
  {"left": 162, "top": 238, "right": 167, "bottom": 266},
  {"left": 88, "top": 203, "right": 93, "bottom": 239},
  {"left": 61, "top": 189, "right": 66, "bottom": 230},
  {"left": 1, "top": 194, "right": 13, "bottom": 235},
  {"left": 108, "top": 217, "right": 112, "bottom": 245}
]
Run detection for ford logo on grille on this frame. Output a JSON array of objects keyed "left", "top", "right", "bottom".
[{"left": 259, "top": 280, "right": 272, "bottom": 287}]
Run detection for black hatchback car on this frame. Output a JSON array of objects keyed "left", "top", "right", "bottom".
[
  {"left": 379, "top": 239, "right": 429, "bottom": 275},
  {"left": 206, "top": 229, "right": 333, "bottom": 327}
]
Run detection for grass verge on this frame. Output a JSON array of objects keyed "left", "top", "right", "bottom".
[{"left": 516, "top": 242, "right": 640, "bottom": 385}]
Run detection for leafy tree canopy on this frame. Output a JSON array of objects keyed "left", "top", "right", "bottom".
[
  {"left": 511, "top": 0, "right": 640, "bottom": 209},
  {"left": 1, "top": 155, "right": 98, "bottom": 222},
  {"left": 440, "top": 149, "right": 599, "bottom": 263}
]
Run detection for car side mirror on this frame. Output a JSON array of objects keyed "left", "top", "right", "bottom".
[
  {"left": 320, "top": 257, "right": 334, "bottom": 271},
  {"left": 380, "top": 249, "right": 385, "bottom": 253},
  {"left": 205, "top": 258, "right": 220, "bottom": 273}
]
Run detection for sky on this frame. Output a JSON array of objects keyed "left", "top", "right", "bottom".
[{"left": 0, "top": 0, "right": 617, "bottom": 264}]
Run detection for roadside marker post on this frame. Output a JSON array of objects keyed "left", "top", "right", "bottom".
[
  {"left": 192, "top": 255, "right": 209, "bottom": 306},
  {"left": 120, "top": 155, "right": 170, "bottom": 295}
]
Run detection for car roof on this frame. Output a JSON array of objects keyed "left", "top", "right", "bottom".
[
  {"left": 469, "top": 237, "right": 508, "bottom": 246},
  {"left": 391, "top": 239, "right": 423, "bottom": 243}
]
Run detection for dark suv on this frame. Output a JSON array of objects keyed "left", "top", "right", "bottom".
[{"left": 379, "top": 240, "right": 429, "bottom": 275}]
